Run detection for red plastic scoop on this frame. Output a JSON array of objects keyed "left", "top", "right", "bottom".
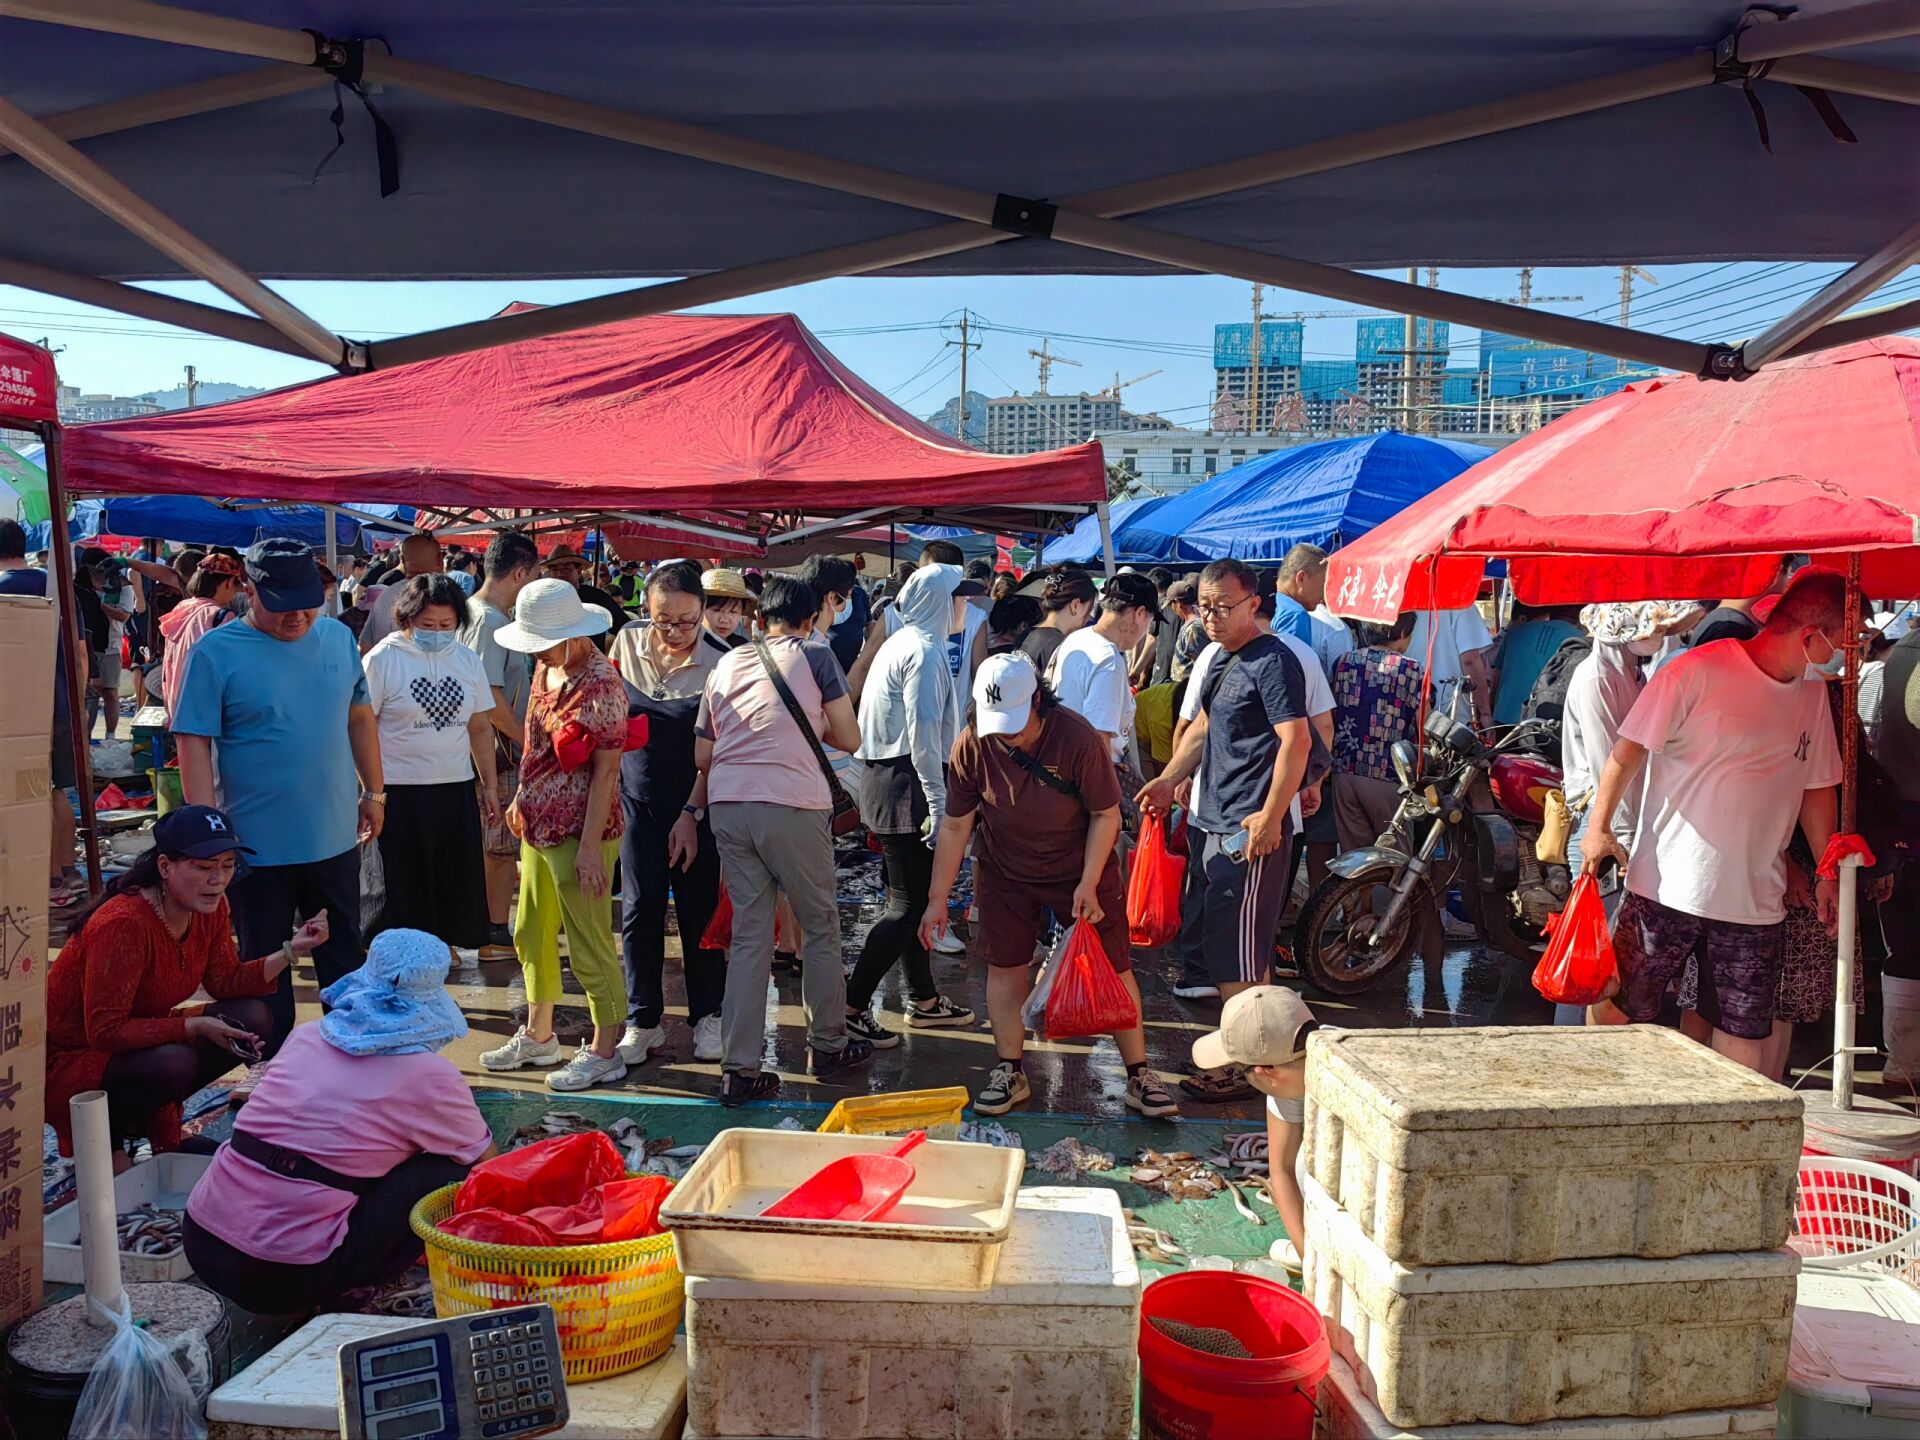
[{"left": 761, "top": 1131, "right": 929, "bottom": 1223}]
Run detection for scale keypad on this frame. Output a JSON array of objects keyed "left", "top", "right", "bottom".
[{"left": 470, "top": 1325, "right": 558, "bottom": 1422}]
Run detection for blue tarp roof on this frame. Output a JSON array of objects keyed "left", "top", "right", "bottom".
[
  {"left": 2, "top": 4, "right": 1913, "bottom": 285},
  {"left": 25, "top": 496, "right": 409, "bottom": 551},
  {"left": 1042, "top": 496, "right": 1178, "bottom": 565},
  {"left": 1111, "top": 432, "right": 1494, "bottom": 564}
]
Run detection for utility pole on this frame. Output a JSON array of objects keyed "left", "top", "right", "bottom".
[
  {"left": 1402, "top": 268, "right": 1418, "bottom": 435},
  {"left": 945, "top": 310, "right": 980, "bottom": 443},
  {"left": 1247, "top": 283, "right": 1263, "bottom": 437},
  {"left": 183, "top": 364, "right": 198, "bottom": 408}
]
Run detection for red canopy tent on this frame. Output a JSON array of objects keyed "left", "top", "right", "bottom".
[
  {"left": 1325, "top": 336, "right": 1920, "bottom": 1122},
  {"left": 58, "top": 309, "right": 1107, "bottom": 551}
]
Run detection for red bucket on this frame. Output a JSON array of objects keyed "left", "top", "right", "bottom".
[{"left": 1138, "top": 1271, "right": 1330, "bottom": 1440}]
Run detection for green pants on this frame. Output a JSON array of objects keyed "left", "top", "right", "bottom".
[{"left": 517, "top": 837, "right": 626, "bottom": 1028}]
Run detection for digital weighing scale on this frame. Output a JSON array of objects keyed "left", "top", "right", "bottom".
[{"left": 337, "top": 1303, "right": 569, "bottom": 1440}]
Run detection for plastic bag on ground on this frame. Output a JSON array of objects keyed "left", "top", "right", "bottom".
[
  {"left": 1042, "top": 919, "right": 1140, "bottom": 1039},
  {"left": 1021, "top": 927, "right": 1069, "bottom": 1032},
  {"left": 69, "top": 1294, "right": 211, "bottom": 1440},
  {"left": 1127, "top": 815, "right": 1186, "bottom": 948},
  {"left": 1532, "top": 871, "right": 1618, "bottom": 1006},
  {"left": 454, "top": 1131, "right": 625, "bottom": 1216}
]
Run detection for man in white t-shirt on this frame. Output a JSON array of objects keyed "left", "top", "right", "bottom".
[
  {"left": 1049, "top": 571, "right": 1160, "bottom": 766},
  {"left": 1408, "top": 605, "right": 1494, "bottom": 728},
  {"left": 1583, "top": 568, "right": 1845, "bottom": 1072}
]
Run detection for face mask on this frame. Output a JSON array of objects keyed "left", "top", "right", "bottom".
[
  {"left": 1804, "top": 631, "right": 1844, "bottom": 680},
  {"left": 414, "top": 630, "right": 456, "bottom": 653},
  {"left": 1626, "top": 636, "right": 1664, "bottom": 658},
  {"left": 832, "top": 597, "right": 852, "bottom": 625}
]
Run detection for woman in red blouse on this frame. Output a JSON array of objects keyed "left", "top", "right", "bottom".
[{"left": 47, "top": 805, "right": 328, "bottom": 1162}]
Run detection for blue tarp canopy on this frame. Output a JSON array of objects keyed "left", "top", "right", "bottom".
[
  {"left": 1110, "top": 432, "right": 1495, "bottom": 564},
  {"left": 1042, "top": 496, "right": 1179, "bottom": 565},
  {"left": 25, "top": 495, "right": 410, "bottom": 551}
]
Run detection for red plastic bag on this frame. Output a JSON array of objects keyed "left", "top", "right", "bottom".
[
  {"left": 1042, "top": 919, "right": 1140, "bottom": 1039},
  {"left": 1532, "top": 872, "right": 1618, "bottom": 1006},
  {"left": 553, "top": 719, "right": 596, "bottom": 772},
  {"left": 438, "top": 1207, "right": 561, "bottom": 1246},
  {"left": 1127, "top": 815, "right": 1186, "bottom": 948},
  {"left": 599, "top": 1175, "right": 675, "bottom": 1241},
  {"left": 454, "top": 1132, "right": 625, "bottom": 1216},
  {"left": 701, "top": 885, "right": 734, "bottom": 949}
]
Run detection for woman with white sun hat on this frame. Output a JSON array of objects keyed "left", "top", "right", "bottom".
[{"left": 477, "top": 578, "right": 633, "bottom": 1092}]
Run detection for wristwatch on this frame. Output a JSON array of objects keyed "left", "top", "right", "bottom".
[
  {"left": 364, "top": 792, "right": 388, "bottom": 805},
  {"left": 683, "top": 804, "right": 706, "bottom": 822}
]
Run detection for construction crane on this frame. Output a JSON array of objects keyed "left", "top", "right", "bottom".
[
  {"left": 1618, "top": 266, "right": 1658, "bottom": 328},
  {"left": 1498, "top": 268, "right": 1585, "bottom": 308},
  {"left": 1103, "top": 369, "right": 1163, "bottom": 399},
  {"left": 1027, "top": 338, "right": 1080, "bottom": 394}
]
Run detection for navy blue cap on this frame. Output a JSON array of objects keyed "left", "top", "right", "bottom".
[
  {"left": 244, "top": 538, "right": 324, "bottom": 612},
  {"left": 152, "top": 804, "right": 255, "bottom": 860}
]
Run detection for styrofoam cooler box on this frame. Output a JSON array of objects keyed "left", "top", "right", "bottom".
[
  {"left": 1304, "top": 1174, "right": 1799, "bottom": 1429},
  {"left": 682, "top": 1187, "right": 1138, "bottom": 1440},
  {"left": 1304, "top": 1026, "right": 1803, "bottom": 1266},
  {"left": 1315, "top": 1353, "right": 1779, "bottom": 1439}
]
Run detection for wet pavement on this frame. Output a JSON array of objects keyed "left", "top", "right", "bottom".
[{"left": 210, "top": 841, "right": 1911, "bottom": 1125}]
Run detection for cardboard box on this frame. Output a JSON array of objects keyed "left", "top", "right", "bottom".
[{"left": 0, "top": 593, "right": 55, "bottom": 1331}]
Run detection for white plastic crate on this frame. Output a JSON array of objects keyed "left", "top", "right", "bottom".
[
  {"left": 43, "top": 1151, "right": 211, "bottom": 1284},
  {"left": 1315, "top": 1353, "right": 1779, "bottom": 1439},
  {"left": 1779, "top": 1266, "right": 1920, "bottom": 1438},
  {"left": 683, "top": 1187, "right": 1137, "bottom": 1440},
  {"left": 1304, "top": 1173, "right": 1800, "bottom": 1430},
  {"left": 1303, "top": 1026, "right": 1803, "bottom": 1267}
]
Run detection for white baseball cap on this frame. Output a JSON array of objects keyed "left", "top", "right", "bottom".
[
  {"left": 973, "top": 651, "right": 1039, "bottom": 737},
  {"left": 1192, "top": 986, "right": 1318, "bottom": 1070}
]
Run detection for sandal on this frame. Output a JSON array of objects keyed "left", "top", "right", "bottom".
[{"left": 1179, "top": 1064, "right": 1256, "bottom": 1103}]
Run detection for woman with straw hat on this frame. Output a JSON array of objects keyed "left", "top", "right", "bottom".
[{"left": 477, "top": 579, "right": 633, "bottom": 1092}]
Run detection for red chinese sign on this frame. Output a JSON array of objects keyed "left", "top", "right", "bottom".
[{"left": 0, "top": 333, "right": 58, "bottom": 426}]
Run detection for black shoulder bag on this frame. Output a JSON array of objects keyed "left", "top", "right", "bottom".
[{"left": 752, "top": 638, "right": 862, "bottom": 836}]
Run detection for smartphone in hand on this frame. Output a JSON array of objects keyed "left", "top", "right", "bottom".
[
  {"left": 225, "top": 1030, "right": 263, "bottom": 1063},
  {"left": 1221, "top": 829, "right": 1250, "bottom": 864}
]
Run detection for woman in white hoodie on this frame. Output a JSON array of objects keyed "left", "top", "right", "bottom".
[
  {"left": 846, "top": 565, "right": 983, "bottom": 1045},
  {"left": 363, "top": 574, "right": 501, "bottom": 948}
]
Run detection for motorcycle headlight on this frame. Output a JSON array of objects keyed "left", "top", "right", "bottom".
[{"left": 1390, "top": 740, "right": 1418, "bottom": 788}]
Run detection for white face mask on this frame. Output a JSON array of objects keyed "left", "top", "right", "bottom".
[
  {"left": 1626, "top": 636, "right": 1664, "bottom": 658},
  {"left": 832, "top": 597, "right": 852, "bottom": 625},
  {"left": 1804, "top": 630, "right": 1844, "bottom": 680}
]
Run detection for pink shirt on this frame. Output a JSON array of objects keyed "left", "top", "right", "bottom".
[
  {"left": 696, "top": 636, "right": 848, "bottom": 810},
  {"left": 187, "top": 1024, "right": 493, "bottom": 1264}
]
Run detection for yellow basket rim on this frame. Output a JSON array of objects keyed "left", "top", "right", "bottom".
[{"left": 410, "top": 1182, "right": 678, "bottom": 1266}]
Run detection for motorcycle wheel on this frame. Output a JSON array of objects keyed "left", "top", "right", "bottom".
[{"left": 1294, "top": 866, "right": 1423, "bottom": 996}]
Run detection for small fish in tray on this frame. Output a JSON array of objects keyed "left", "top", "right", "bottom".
[{"left": 116, "top": 1203, "right": 184, "bottom": 1257}]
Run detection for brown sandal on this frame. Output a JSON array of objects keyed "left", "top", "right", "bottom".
[{"left": 1179, "top": 1064, "right": 1256, "bottom": 1103}]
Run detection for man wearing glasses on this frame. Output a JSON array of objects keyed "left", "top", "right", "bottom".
[{"left": 608, "top": 560, "right": 735, "bottom": 1067}]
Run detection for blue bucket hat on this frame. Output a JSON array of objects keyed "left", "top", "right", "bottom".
[{"left": 319, "top": 928, "right": 468, "bottom": 1057}]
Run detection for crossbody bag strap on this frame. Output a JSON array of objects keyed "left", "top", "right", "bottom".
[
  {"left": 752, "top": 637, "right": 842, "bottom": 797},
  {"left": 1008, "top": 743, "right": 1081, "bottom": 801}
]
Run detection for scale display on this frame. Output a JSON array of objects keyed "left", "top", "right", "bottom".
[{"left": 337, "top": 1303, "right": 569, "bottom": 1440}]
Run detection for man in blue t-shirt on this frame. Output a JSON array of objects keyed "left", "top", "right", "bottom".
[
  {"left": 1139, "top": 558, "right": 1316, "bottom": 1029},
  {"left": 1269, "top": 543, "right": 1328, "bottom": 650},
  {"left": 173, "top": 539, "right": 385, "bottom": 1050}
]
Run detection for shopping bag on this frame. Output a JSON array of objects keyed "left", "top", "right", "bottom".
[
  {"left": 1041, "top": 919, "right": 1140, "bottom": 1039},
  {"left": 70, "top": 1293, "right": 211, "bottom": 1440},
  {"left": 1531, "top": 871, "right": 1618, "bottom": 1006},
  {"left": 701, "top": 884, "right": 734, "bottom": 949},
  {"left": 454, "top": 1131, "right": 625, "bottom": 1216},
  {"left": 1127, "top": 815, "right": 1186, "bottom": 948},
  {"left": 1020, "top": 928, "right": 1069, "bottom": 1032}
]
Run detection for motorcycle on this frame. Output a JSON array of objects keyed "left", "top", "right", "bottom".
[{"left": 1293, "top": 684, "right": 1570, "bottom": 995}]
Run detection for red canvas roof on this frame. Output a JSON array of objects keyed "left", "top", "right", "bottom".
[{"left": 61, "top": 311, "right": 1104, "bottom": 533}]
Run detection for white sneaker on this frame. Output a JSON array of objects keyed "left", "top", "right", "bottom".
[
  {"left": 616, "top": 1023, "right": 666, "bottom": 1064},
  {"left": 480, "top": 1026, "right": 564, "bottom": 1071},
  {"left": 229, "top": 1061, "right": 271, "bottom": 1105},
  {"left": 931, "top": 929, "right": 967, "bottom": 956},
  {"left": 1172, "top": 983, "right": 1221, "bottom": 1000},
  {"left": 691, "top": 1014, "right": 723, "bottom": 1063},
  {"left": 547, "top": 1045, "right": 629, "bottom": 1092}
]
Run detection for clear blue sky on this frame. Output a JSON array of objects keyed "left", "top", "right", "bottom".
[{"left": 3, "top": 260, "right": 1912, "bottom": 429}]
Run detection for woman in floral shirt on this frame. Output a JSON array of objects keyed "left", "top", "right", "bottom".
[
  {"left": 1329, "top": 613, "right": 1424, "bottom": 853},
  {"left": 478, "top": 580, "right": 632, "bottom": 1092}
]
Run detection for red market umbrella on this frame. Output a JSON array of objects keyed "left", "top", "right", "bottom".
[
  {"left": 1325, "top": 337, "right": 1920, "bottom": 1115},
  {"left": 1325, "top": 338, "right": 1920, "bottom": 624}
]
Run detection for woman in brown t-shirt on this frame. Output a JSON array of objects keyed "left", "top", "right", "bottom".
[{"left": 920, "top": 651, "right": 1177, "bottom": 1119}]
